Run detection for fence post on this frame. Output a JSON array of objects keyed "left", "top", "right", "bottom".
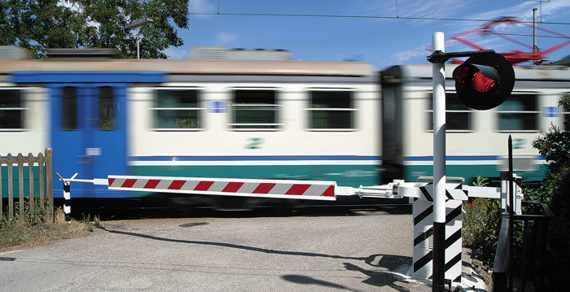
[
  {"left": 17, "top": 153, "right": 24, "bottom": 218},
  {"left": 38, "top": 152, "right": 45, "bottom": 210},
  {"left": 45, "top": 148, "right": 54, "bottom": 222},
  {"left": 28, "top": 153, "right": 35, "bottom": 215},
  {"left": 7, "top": 154, "right": 14, "bottom": 220}
]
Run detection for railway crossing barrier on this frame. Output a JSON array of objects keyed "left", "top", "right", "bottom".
[{"left": 58, "top": 171, "right": 522, "bottom": 289}]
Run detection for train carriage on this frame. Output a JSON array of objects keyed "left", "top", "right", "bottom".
[
  {"left": 0, "top": 49, "right": 381, "bottom": 203},
  {"left": 1, "top": 47, "right": 569, "bottom": 207},
  {"left": 380, "top": 64, "right": 570, "bottom": 183}
]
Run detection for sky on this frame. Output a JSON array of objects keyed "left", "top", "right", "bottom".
[{"left": 165, "top": 0, "right": 570, "bottom": 70}]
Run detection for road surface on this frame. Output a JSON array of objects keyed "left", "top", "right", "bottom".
[{"left": 0, "top": 209, "right": 430, "bottom": 291}]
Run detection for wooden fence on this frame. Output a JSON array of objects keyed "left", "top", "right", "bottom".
[{"left": 0, "top": 148, "right": 53, "bottom": 222}]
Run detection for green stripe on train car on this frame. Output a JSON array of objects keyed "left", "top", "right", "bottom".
[
  {"left": 404, "top": 164, "right": 548, "bottom": 183},
  {"left": 129, "top": 164, "right": 380, "bottom": 188}
]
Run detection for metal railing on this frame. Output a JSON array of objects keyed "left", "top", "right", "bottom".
[{"left": 493, "top": 201, "right": 552, "bottom": 292}]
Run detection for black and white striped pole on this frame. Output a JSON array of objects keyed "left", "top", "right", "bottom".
[
  {"left": 431, "top": 31, "right": 447, "bottom": 292},
  {"left": 63, "top": 181, "right": 71, "bottom": 223},
  {"left": 410, "top": 183, "right": 467, "bottom": 284},
  {"left": 57, "top": 172, "right": 77, "bottom": 223},
  {"left": 427, "top": 31, "right": 515, "bottom": 290}
]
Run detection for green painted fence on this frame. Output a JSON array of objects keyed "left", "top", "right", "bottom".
[{"left": 0, "top": 149, "right": 53, "bottom": 221}]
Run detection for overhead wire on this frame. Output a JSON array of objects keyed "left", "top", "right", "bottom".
[{"left": 188, "top": 11, "right": 570, "bottom": 26}]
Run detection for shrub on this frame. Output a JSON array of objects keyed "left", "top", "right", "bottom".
[{"left": 463, "top": 197, "right": 501, "bottom": 267}]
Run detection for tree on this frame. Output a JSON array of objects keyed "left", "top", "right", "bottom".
[
  {"left": 0, "top": 0, "right": 189, "bottom": 58},
  {"left": 533, "top": 95, "right": 570, "bottom": 174},
  {"left": 530, "top": 94, "right": 570, "bottom": 289}
]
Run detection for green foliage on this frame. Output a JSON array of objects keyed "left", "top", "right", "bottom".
[
  {"left": 1, "top": 201, "right": 51, "bottom": 247},
  {"left": 527, "top": 94, "right": 570, "bottom": 287},
  {"left": 561, "top": 94, "right": 570, "bottom": 130},
  {"left": 533, "top": 126, "right": 570, "bottom": 174},
  {"left": 529, "top": 117, "right": 570, "bottom": 204},
  {"left": 523, "top": 169, "right": 566, "bottom": 204},
  {"left": 547, "top": 170, "right": 570, "bottom": 259},
  {"left": 560, "top": 94, "right": 570, "bottom": 109},
  {"left": 471, "top": 176, "right": 489, "bottom": 187},
  {"left": 1, "top": 204, "right": 91, "bottom": 249},
  {"left": 0, "top": 0, "right": 189, "bottom": 58},
  {"left": 463, "top": 198, "right": 502, "bottom": 266},
  {"left": 463, "top": 177, "right": 502, "bottom": 266},
  {"left": 1, "top": 200, "right": 49, "bottom": 228}
]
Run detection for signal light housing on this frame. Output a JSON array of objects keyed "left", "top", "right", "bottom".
[{"left": 452, "top": 53, "right": 515, "bottom": 110}]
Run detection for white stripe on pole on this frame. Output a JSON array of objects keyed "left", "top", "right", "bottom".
[
  {"left": 444, "top": 199, "right": 463, "bottom": 281},
  {"left": 412, "top": 199, "right": 434, "bottom": 279},
  {"left": 432, "top": 31, "right": 446, "bottom": 224}
]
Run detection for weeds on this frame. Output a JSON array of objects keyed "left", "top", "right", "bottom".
[
  {"left": 463, "top": 176, "right": 502, "bottom": 267},
  {"left": 1, "top": 204, "right": 94, "bottom": 251}
]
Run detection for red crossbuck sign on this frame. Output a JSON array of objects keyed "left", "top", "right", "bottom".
[{"left": 107, "top": 175, "right": 337, "bottom": 201}]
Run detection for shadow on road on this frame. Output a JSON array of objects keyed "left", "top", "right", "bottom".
[
  {"left": 343, "top": 262, "right": 412, "bottom": 291},
  {"left": 97, "top": 225, "right": 367, "bottom": 261},
  {"left": 97, "top": 225, "right": 418, "bottom": 290},
  {"left": 281, "top": 274, "right": 363, "bottom": 292},
  {"left": 343, "top": 254, "right": 415, "bottom": 291}
]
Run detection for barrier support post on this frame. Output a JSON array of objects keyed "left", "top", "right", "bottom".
[
  {"left": 431, "top": 31, "right": 447, "bottom": 292},
  {"left": 63, "top": 181, "right": 71, "bottom": 223}
]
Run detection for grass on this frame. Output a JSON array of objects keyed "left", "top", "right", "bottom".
[{"left": 0, "top": 207, "right": 94, "bottom": 252}]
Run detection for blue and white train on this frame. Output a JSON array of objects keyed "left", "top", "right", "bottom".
[{"left": 0, "top": 47, "right": 568, "bottom": 205}]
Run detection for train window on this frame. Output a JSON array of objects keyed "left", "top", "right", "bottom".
[
  {"left": 426, "top": 93, "right": 472, "bottom": 131},
  {"left": 307, "top": 90, "right": 355, "bottom": 130},
  {"left": 61, "top": 87, "right": 78, "bottom": 131},
  {"left": 0, "top": 89, "right": 25, "bottom": 130},
  {"left": 231, "top": 89, "right": 280, "bottom": 130},
  {"left": 497, "top": 94, "right": 539, "bottom": 131},
  {"left": 152, "top": 89, "right": 203, "bottom": 130},
  {"left": 98, "top": 87, "right": 115, "bottom": 131}
]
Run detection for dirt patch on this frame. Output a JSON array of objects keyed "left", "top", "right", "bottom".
[{"left": 0, "top": 220, "right": 93, "bottom": 252}]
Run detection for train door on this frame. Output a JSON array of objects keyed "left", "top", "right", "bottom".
[{"left": 50, "top": 84, "right": 127, "bottom": 198}]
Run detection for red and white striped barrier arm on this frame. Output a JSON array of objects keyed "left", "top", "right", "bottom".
[{"left": 106, "top": 175, "right": 337, "bottom": 201}]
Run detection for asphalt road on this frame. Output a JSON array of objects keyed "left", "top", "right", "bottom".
[{"left": 0, "top": 210, "right": 430, "bottom": 291}]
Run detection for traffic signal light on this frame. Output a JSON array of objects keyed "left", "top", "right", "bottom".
[{"left": 452, "top": 53, "right": 515, "bottom": 110}]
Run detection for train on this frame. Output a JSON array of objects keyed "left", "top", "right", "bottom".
[{"left": 1, "top": 47, "right": 569, "bottom": 208}]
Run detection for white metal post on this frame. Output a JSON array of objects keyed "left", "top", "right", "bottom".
[
  {"left": 432, "top": 31, "right": 447, "bottom": 291},
  {"left": 136, "top": 38, "right": 141, "bottom": 60}
]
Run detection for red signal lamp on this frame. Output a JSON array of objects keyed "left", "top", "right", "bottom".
[{"left": 452, "top": 53, "right": 515, "bottom": 110}]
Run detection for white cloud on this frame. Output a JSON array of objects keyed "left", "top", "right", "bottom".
[
  {"left": 397, "top": 0, "right": 471, "bottom": 18},
  {"left": 166, "top": 47, "right": 188, "bottom": 59},
  {"left": 383, "top": 1, "right": 570, "bottom": 65},
  {"left": 539, "top": 0, "right": 570, "bottom": 21},
  {"left": 469, "top": 0, "right": 570, "bottom": 22},
  {"left": 393, "top": 44, "right": 430, "bottom": 63},
  {"left": 189, "top": 0, "right": 216, "bottom": 18},
  {"left": 216, "top": 32, "right": 237, "bottom": 45},
  {"left": 364, "top": 0, "right": 475, "bottom": 20},
  {"left": 392, "top": 33, "right": 513, "bottom": 64}
]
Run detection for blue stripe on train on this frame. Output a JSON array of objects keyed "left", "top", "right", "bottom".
[
  {"left": 131, "top": 155, "right": 381, "bottom": 161},
  {"left": 10, "top": 71, "right": 165, "bottom": 83},
  {"left": 130, "top": 155, "right": 544, "bottom": 161}
]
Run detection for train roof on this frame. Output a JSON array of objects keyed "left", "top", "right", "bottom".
[
  {"left": 381, "top": 63, "right": 570, "bottom": 82},
  {"left": 0, "top": 59, "right": 374, "bottom": 77}
]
